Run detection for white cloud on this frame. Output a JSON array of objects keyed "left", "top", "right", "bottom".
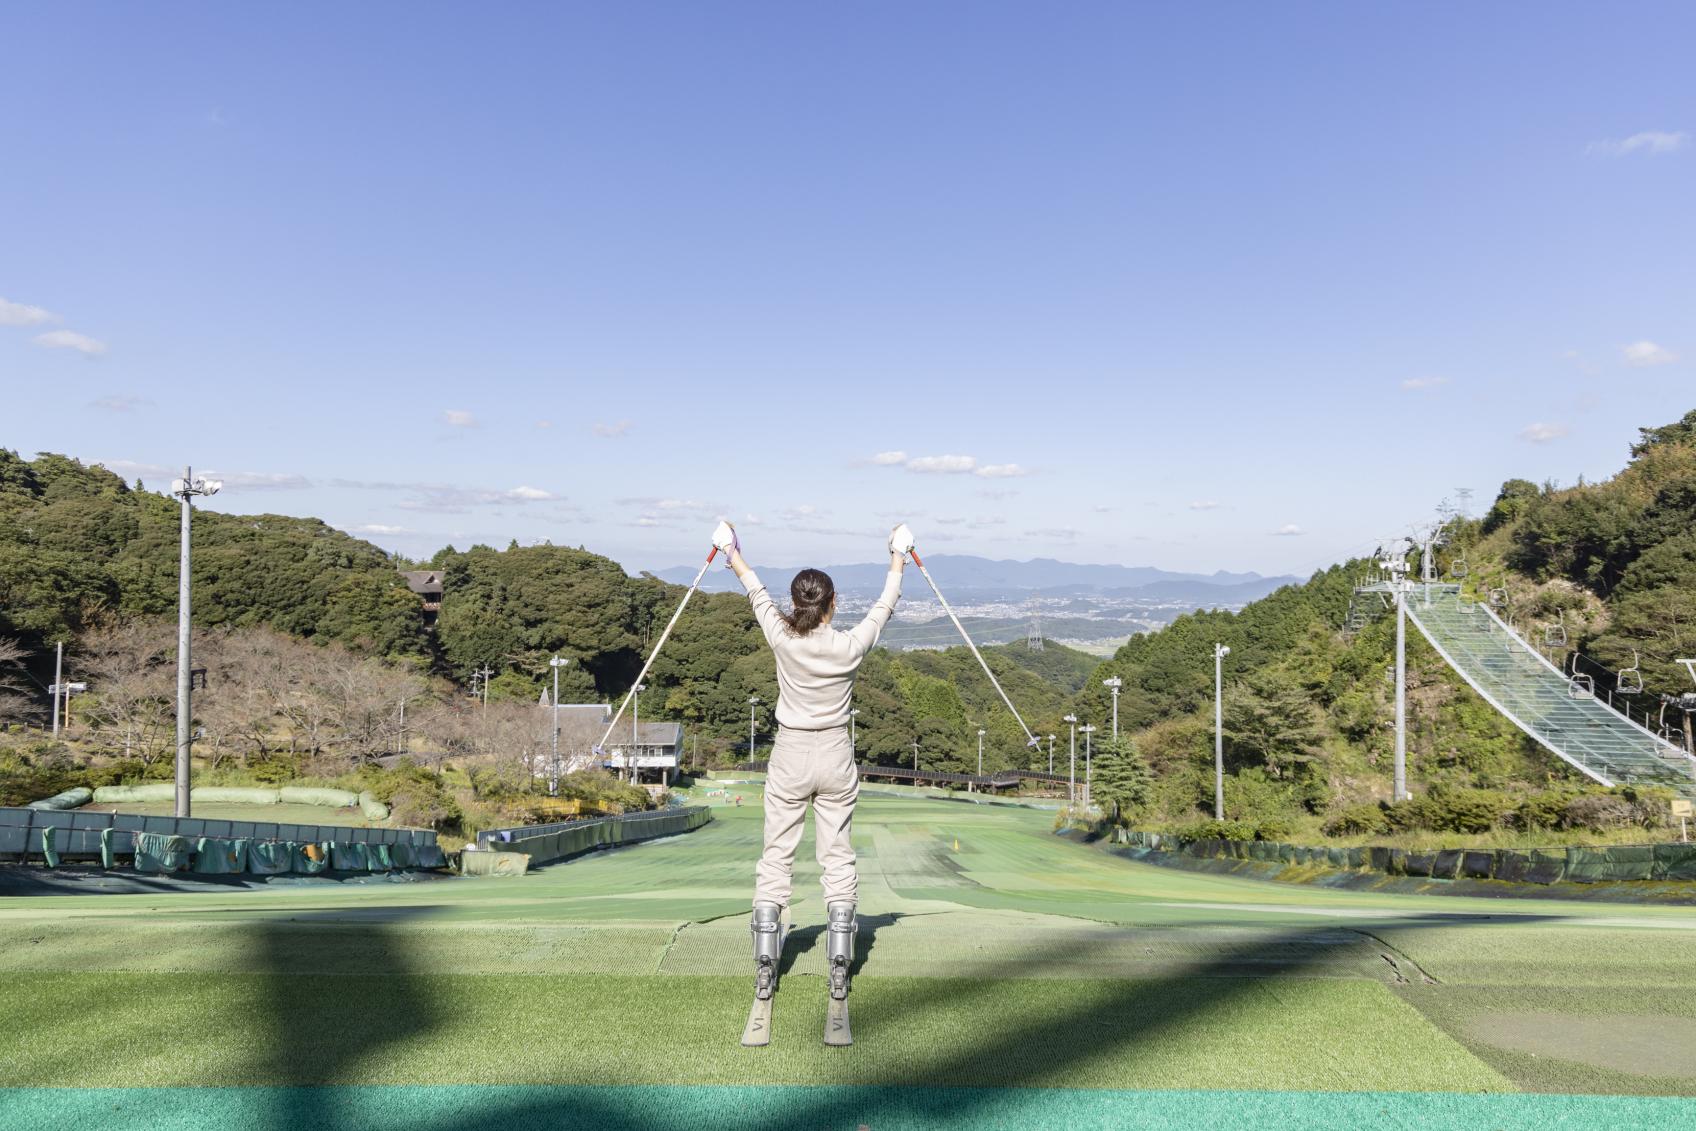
[
  {"left": 442, "top": 409, "right": 478, "bottom": 428},
  {"left": 96, "top": 459, "right": 311, "bottom": 490},
  {"left": 1519, "top": 422, "right": 1570, "bottom": 444},
  {"left": 974, "top": 463, "right": 1029, "bottom": 479},
  {"left": 34, "top": 330, "right": 106, "bottom": 356},
  {"left": 1590, "top": 130, "right": 1689, "bottom": 157},
  {"left": 593, "top": 420, "right": 633, "bottom": 438},
  {"left": 967, "top": 516, "right": 1006, "bottom": 529},
  {"left": 0, "top": 297, "right": 55, "bottom": 326},
  {"left": 935, "top": 516, "right": 965, "bottom": 526},
  {"left": 1401, "top": 375, "right": 1451, "bottom": 391},
  {"left": 1030, "top": 526, "right": 1080, "bottom": 541},
  {"left": 353, "top": 523, "right": 410, "bottom": 536},
  {"left": 906, "top": 454, "right": 978, "bottom": 474},
  {"left": 742, "top": 514, "right": 763, "bottom": 525},
  {"left": 1272, "top": 524, "right": 1305, "bottom": 537},
  {"left": 89, "top": 394, "right": 152, "bottom": 412},
  {"left": 536, "top": 419, "right": 554, "bottom": 429},
  {"left": 336, "top": 478, "right": 561, "bottom": 511},
  {"left": 632, "top": 515, "right": 664, "bottom": 528},
  {"left": 1621, "top": 340, "right": 1677, "bottom": 367},
  {"left": 977, "top": 488, "right": 1019, "bottom": 500},
  {"left": 507, "top": 485, "right": 553, "bottom": 501},
  {"left": 868, "top": 451, "right": 907, "bottom": 466},
  {"left": 1188, "top": 500, "right": 1222, "bottom": 511}
]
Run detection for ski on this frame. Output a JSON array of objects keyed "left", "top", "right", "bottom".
[
  {"left": 741, "top": 994, "right": 773, "bottom": 1047},
  {"left": 824, "top": 996, "right": 852, "bottom": 1046}
]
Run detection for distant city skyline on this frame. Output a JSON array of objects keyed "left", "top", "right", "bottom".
[{"left": 3, "top": 3, "right": 1690, "bottom": 576}]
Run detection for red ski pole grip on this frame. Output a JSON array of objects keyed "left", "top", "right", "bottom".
[{"left": 909, "top": 550, "right": 925, "bottom": 568}]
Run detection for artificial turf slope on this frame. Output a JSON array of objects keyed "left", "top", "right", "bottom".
[{"left": 2, "top": 792, "right": 1694, "bottom": 1129}]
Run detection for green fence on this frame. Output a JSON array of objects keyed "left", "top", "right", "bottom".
[
  {"left": 468, "top": 806, "right": 713, "bottom": 874},
  {"left": 1113, "top": 827, "right": 1696, "bottom": 885}
]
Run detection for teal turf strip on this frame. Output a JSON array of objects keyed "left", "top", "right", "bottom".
[{"left": 3, "top": 1086, "right": 1694, "bottom": 1131}]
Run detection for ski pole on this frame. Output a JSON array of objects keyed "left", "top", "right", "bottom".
[
  {"left": 594, "top": 545, "right": 719, "bottom": 757},
  {"left": 907, "top": 547, "right": 1042, "bottom": 749}
]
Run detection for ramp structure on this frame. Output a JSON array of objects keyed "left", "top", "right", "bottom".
[{"left": 1374, "top": 582, "right": 1696, "bottom": 800}]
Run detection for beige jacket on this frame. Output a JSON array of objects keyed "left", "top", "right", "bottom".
[{"left": 740, "top": 568, "right": 902, "bottom": 730}]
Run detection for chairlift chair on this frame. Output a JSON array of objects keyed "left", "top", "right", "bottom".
[
  {"left": 1449, "top": 552, "right": 1469, "bottom": 580},
  {"left": 1488, "top": 587, "right": 1507, "bottom": 608},
  {"left": 1617, "top": 650, "right": 1644, "bottom": 696},
  {"left": 1543, "top": 612, "right": 1568, "bottom": 649}
]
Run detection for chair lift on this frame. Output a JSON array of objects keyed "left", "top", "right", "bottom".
[
  {"left": 1450, "top": 552, "right": 1469, "bottom": 580},
  {"left": 1543, "top": 612, "right": 1568, "bottom": 649},
  {"left": 1567, "top": 654, "right": 1594, "bottom": 700},
  {"left": 1488, "top": 587, "right": 1508, "bottom": 608},
  {"left": 1616, "top": 650, "right": 1644, "bottom": 696}
]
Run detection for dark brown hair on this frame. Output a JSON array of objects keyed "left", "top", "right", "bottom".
[{"left": 781, "top": 568, "right": 835, "bottom": 635}]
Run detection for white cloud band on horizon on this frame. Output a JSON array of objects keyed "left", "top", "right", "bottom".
[{"left": 34, "top": 329, "right": 106, "bottom": 356}]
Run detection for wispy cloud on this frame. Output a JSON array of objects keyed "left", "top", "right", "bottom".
[
  {"left": 1621, "top": 340, "right": 1677, "bottom": 367},
  {"left": 867, "top": 450, "right": 907, "bottom": 466},
  {"left": 0, "top": 297, "right": 56, "bottom": 327},
  {"left": 1030, "top": 526, "right": 1080, "bottom": 541},
  {"left": 593, "top": 420, "right": 633, "bottom": 438},
  {"left": 935, "top": 516, "right": 965, "bottom": 526},
  {"left": 1271, "top": 524, "right": 1305, "bottom": 537},
  {"left": 536, "top": 419, "right": 554, "bottom": 429},
  {"left": 352, "top": 523, "right": 411, "bottom": 536},
  {"left": 1188, "top": 500, "right": 1222, "bottom": 511},
  {"left": 97, "top": 459, "right": 310, "bottom": 491},
  {"left": 974, "top": 463, "right": 1028, "bottom": 479},
  {"left": 442, "top": 409, "right": 478, "bottom": 428},
  {"left": 1400, "top": 375, "right": 1451, "bottom": 391},
  {"left": 967, "top": 516, "right": 1006, "bottom": 529},
  {"left": 34, "top": 329, "right": 106, "bottom": 356},
  {"left": 1589, "top": 130, "right": 1688, "bottom": 157},
  {"left": 906, "top": 454, "right": 978, "bottom": 474},
  {"left": 615, "top": 497, "right": 720, "bottom": 514},
  {"left": 334, "top": 478, "right": 562, "bottom": 512},
  {"left": 1519, "top": 422, "right": 1570, "bottom": 444},
  {"left": 977, "top": 488, "right": 1019, "bottom": 500},
  {"left": 89, "top": 394, "right": 152, "bottom": 412}
]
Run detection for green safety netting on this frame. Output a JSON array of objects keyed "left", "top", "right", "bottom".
[
  {"left": 1432, "top": 849, "right": 1463, "bottom": 879},
  {"left": 1460, "top": 850, "right": 1495, "bottom": 879},
  {"left": 331, "top": 842, "right": 370, "bottom": 871},
  {"left": 192, "top": 837, "right": 249, "bottom": 874},
  {"left": 1566, "top": 844, "right": 1657, "bottom": 883},
  {"left": 1403, "top": 852, "right": 1433, "bottom": 877},
  {"left": 369, "top": 844, "right": 394, "bottom": 870},
  {"left": 27, "top": 787, "right": 92, "bottom": 811},
  {"left": 1494, "top": 851, "right": 1531, "bottom": 882},
  {"left": 248, "top": 841, "right": 292, "bottom": 875},
  {"left": 460, "top": 850, "right": 529, "bottom": 876},
  {"left": 278, "top": 786, "right": 359, "bottom": 807},
  {"left": 1525, "top": 849, "right": 1567, "bottom": 884},
  {"left": 134, "top": 832, "right": 192, "bottom": 873},
  {"left": 192, "top": 787, "right": 279, "bottom": 805},
  {"left": 390, "top": 842, "right": 416, "bottom": 868},
  {"left": 415, "top": 843, "right": 447, "bottom": 869},
  {"left": 95, "top": 784, "right": 176, "bottom": 804},
  {"left": 1654, "top": 843, "right": 1696, "bottom": 880}
]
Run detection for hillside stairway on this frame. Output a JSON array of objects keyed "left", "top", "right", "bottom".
[{"left": 1401, "top": 584, "right": 1696, "bottom": 800}]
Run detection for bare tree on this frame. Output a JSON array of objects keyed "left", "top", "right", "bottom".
[
  {"left": 81, "top": 620, "right": 175, "bottom": 763},
  {"left": 0, "top": 637, "right": 41, "bottom": 726}
]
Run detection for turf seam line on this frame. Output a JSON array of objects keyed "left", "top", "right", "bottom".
[{"left": 1348, "top": 928, "right": 1442, "bottom": 984}]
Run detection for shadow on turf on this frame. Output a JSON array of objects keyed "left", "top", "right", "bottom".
[
  {"left": 778, "top": 911, "right": 901, "bottom": 982},
  {"left": 219, "top": 907, "right": 1568, "bottom": 1130}
]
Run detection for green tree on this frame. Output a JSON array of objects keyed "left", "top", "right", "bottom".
[{"left": 1091, "top": 736, "right": 1152, "bottom": 823}]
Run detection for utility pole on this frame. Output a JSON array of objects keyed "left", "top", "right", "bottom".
[
  {"left": 1214, "top": 644, "right": 1230, "bottom": 820},
  {"left": 1047, "top": 734, "right": 1056, "bottom": 775},
  {"left": 51, "top": 642, "right": 63, "bottom": 738},
  {"left": 977, "top": 728, "right": 985, "bottom": 776},
  {"left": 1389, "top": 551, "right": 1411, "bottom": 801},
  {"left": 1081, "top": 724, "right": 1096, "bottom": 809},
  {"left": 630, "top": 685, "right": 641, "bottom": 783},
  {"left": 549, "top": 655, "right": 569, "bottom": 793},
  {"left": 912, "top": 738, "right": 920, "bottom": 773},
  {"left": 748, "top": 696, "right": 760, "bottom": 763},
  {"left": 1063, "top": 714, "right": 1077, "bottom": 807},
  {"left": 1103, "top": 677, "right": 1122, "bottom": 741},
  {"left": 171, "top": 469, "right": 220, "bottom": 819}
]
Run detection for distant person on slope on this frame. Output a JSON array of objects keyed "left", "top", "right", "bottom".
[{"left": 714, "top": 519, "right": 911, "bottom": 1046}]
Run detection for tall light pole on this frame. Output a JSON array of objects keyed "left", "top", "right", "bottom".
[
  {"left": 1047, "top": 734, "right": 1056, "bottom": 775},
  {"left": 51, "top": 641, "right": 63, "bottom": 738},
  {"left": 912, "top": 738, "right": 920, "bottom": 772},
  {"left": 850, "top": 708, "right": 860, "bottom": 755},
  {"left": 1063, "top": 714, "right": 1078, "bottom": 807},
  {"left": 549, "top": 655, "right": 569, "bottom": 793},
  {"left": 977, "top": 728, "right": 986, "bottom": 776},
  {"left": 748, "top": 696, "right": 760, "bottom": 762},
  {"left": 631, "top": 682, "right": 646, "bottom": 783},
  {"left": 1213, "top": 643, "right": 1230, "bottom": 820},
  {"left": 171, "top": 469, "right": 220, "bottom": 819},
  {"left": 1103, "top": 677, "right": 1122, "bottom": 741},
  {"left": 1081, "top": 724, "right": 1096, "bottom": 809}
]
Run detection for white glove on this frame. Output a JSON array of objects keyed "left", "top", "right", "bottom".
[
  {"left": 711, "top": 520, "right": 740, "bottom": 564},
  {"left": 888, "top": 523, "right": 915, "bottom": 555}
]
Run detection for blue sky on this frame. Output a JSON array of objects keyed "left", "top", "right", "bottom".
[{"left": 2, "top": 2, "right": 1691, "bottom": 576}]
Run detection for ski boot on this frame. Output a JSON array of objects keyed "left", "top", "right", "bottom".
[
  {"left": 741, "top": 902, "right": 786, "bottom": 1046},
  {"left": 824, "top": 901, "right": 857, "bottom": 1046}
]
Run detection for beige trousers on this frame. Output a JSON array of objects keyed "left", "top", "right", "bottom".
[{"left": 755, "top": 724, "right": 859, "bottom": 908}]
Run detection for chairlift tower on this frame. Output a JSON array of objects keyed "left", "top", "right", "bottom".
[
  {"left": 1027, "top": 618, "right": 1043, "bottom": 652},
  {"left": 1355, "top": 539, "right": 1415, "bottom": 801}
]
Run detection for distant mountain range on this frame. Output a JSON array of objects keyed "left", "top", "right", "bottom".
[{"left": 649, "top": 554, "right": 1300, "bottom": 603}]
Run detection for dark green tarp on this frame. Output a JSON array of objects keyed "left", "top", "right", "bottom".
[
  {"left": 248, "top": 841, "right": 291, "bottom": 875},
  {"left": 1368, "top": 847, "right": 1392, "bottom": 872},
  {"left": 1525, "top": 849, "right": 1567, "bottom": 884},
  {"left": 292, "top": 842, "right": 331, "bottom": 874},
  {"left": 416, "top": 843, "right": 447, "bottom": 869},
  {"left": 1567, "top": 845, "right": 1656, "bottom": 883},
  {"left": 370, "top": 844, "right": 394, "bottom": 871},
  {"left": 40, "top": 827, "right": 59, "bottom": 868},
  {"left": 1654, "top": 843, "right": 1696, "bottom": 881},
  {"left": 100, "top": 826, "right": 116, "bottom": 870},
  {"left": 332, "top": 842, "right": 370, "bottom": 871},
  {"left": 192, "top": 837, "right": 248, "bottom": 875},
  {"left": 1494, "top": 851, "right": 1531, "bottom": 882},
  {"left": 1432, "top": 849, "right": 1463, "bottom": 879},
  {"left": 1460, "top": 850, "right": 1495, "bottom": 880},
  {"left": 1385, "top": 848, "right": 1408, "bottom": 875},
  {"left": 1346, "top": 847, "right": 1368, "bottom": 868},
  {"left": 1403, "top": 852, "right": 1434, "bottom": 878},
  {"left": 1326, "top": 847, "right": 1348, "bottom": 868},
  {"left": 134, "top": 832, "right": 191, "bottom": 873},
  {"left": 391, "top": 841, "right": 416, "bottom": 868}
]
